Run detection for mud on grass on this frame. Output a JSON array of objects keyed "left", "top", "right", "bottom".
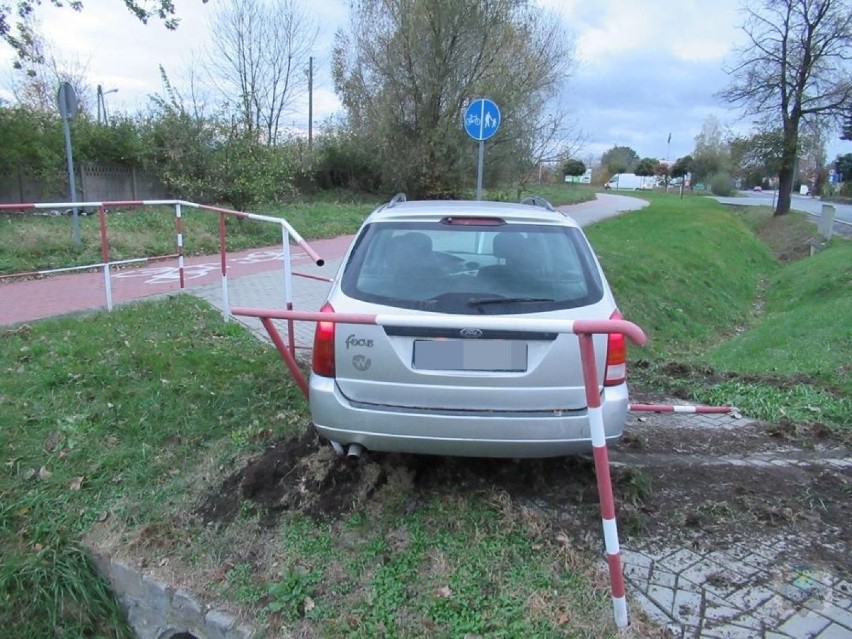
[
  {"left": 197, "top": 428, "right": 649, "bottom": 529},
  {"left": 198, "top": 402, "right": 847, "bottom": 577}
]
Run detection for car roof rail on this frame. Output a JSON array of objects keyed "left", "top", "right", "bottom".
[
  {"left": 519, "top": 195, "right": 555, "bottom": 212},
  {"left": 386, "top": 193, "right": 407, "bottom": 208}
]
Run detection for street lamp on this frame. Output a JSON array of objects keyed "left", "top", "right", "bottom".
[{"left": 97, "top": 84, "right": 118, "bottom": 124}]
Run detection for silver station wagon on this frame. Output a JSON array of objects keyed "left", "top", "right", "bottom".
[{"left": 309, "top": 196, "right": 629, "bottom": 458}]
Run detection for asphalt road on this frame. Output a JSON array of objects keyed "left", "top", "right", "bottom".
[{"left": 714, "top": 191, "right": 852, "bottom": 236}]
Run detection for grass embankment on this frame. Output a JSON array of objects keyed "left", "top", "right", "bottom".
[
  {"left": 585, "top": 192, "right": 851, "bottom": 426},
  {"left": 0, "top": 185, "right": 593, "bottom": 275},
  {"left": 0, "top": 298, "right": 302, "bottom": 637}
]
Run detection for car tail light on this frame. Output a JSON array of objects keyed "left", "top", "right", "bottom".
[
  {"left": 312, "top": 302, "right": 336, "bottom": 377},
  {"left": 605, "top": 310, "right": 627, "bottom": 386}
]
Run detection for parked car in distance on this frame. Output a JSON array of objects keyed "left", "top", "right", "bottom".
[
  {"left": 309, "top": 195, "right": 631, "bottom": 458},
  {"left": 753, "top": 185, "right": 763, "bottom": 192}
]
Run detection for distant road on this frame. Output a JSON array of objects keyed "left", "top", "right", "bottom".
[
  {"left": 714, "top": 191, "right": 852, "bottom": 233},
  {"left": 558, "top": 193, "right": 649, "bottom": 227}
]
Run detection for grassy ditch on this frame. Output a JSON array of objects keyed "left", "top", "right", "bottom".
[
  {"left": 699, "top": 235, "right": 852, "bottom": 422},
  {"left": 585, "top": 192, "right": 850, "bottom": 429},
  {"left": 584, "top": 192, "right": 777, "bottom": 358}
]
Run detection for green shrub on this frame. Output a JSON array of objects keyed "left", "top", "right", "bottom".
[{"left": 708, "top": 172, "right": 734, "bottom": 196}]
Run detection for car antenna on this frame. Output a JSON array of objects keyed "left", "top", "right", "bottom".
[
  {"left": 387, "top": 193, "right": 407, "bottom": 208},
  {"left": 519, "top": 195, "right": 555, "bottom": 211}
]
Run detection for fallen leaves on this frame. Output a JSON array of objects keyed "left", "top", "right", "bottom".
[
  {"left": 435, "top": 585, "right": 453, "bottom": 599},
  {"left": 69, "top": 476, "right": 84, "bottom": 491}
]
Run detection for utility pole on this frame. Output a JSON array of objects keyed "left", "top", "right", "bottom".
[{"left": 96, "top": 84, "right": 118, "bottom": 125}]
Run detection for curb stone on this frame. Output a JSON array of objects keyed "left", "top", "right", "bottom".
[{"left": 89, "top": 550, "right": 258, "bottom": 639}]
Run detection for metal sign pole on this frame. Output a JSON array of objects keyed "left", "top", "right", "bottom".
[
  {"left": 57, "top": 82, "right": 80, "bottom": 247},
  {"left": 476, "top": 140, "right": 485, "bottom": 201},
  {"left": 62, "top": 116, "right": 79, "bottom": 247}
]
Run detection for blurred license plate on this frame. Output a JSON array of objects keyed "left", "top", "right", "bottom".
[{"left": 413, "top": 340, "right": 527, "bottom": 371}]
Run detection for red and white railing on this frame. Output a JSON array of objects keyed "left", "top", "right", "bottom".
[{"left": 0, "top": 200, "right": 327, "bottom": 339}]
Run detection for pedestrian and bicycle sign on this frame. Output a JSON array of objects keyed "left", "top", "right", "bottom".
[
  {"left": 464, "top": 98, "right": 501, "bottom": 141},
  {"left": 464, "top": 98, "right": 501, "bottom": 200}
]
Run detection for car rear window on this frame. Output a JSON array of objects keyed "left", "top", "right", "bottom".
[{"left": 340, "top": 221, "right": 604, "bottom": 314}]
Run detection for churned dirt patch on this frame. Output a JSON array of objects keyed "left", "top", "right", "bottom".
[{"left": 193, "top": 397, "right": 850, "bottom": 582}]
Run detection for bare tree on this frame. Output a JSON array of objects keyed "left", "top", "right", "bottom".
[
  {"left": 333, "top": 0, "right": 575, "bottom": 198},
  {"left": 204, "top": 0, "right": 317, "bottom": 146},
  {"left": 721, "top": 0, "right": 852, "bottom": 215},
  {"left": 6, "top": 14, "right": 92, "bottom": 114}
]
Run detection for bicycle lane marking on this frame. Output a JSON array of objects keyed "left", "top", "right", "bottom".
[{"left": 110, "top": 250, "right": 311, "bottom": 285}]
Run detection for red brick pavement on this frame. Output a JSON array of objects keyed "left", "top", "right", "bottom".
[{"left": 0, "top": 235, "right": 354, "bottom": 326}]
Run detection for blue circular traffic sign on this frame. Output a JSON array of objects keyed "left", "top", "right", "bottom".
[{"left": 464, "top": 99, "right": 501, "bottom": 141}]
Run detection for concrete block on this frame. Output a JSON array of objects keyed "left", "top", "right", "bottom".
[
  {"left": 649, "top": 568, "right": 677, "bottom": 588},
  {"left": 660, "top": 548, "right": 702, "bottom": 573},
  {"left": 816, "top": 623, "right": 852, "bottom": 638},
  {"left": 621, "top": 548, "right": 653, "bottom": 568},
  {"left": 206, "top": 609, "right": 238, "bottom": 639},
  {"left": 672, "top": 588, "right": 703, "bottom": 627},
  {"left": 754, "top": 594, "right": 804, "bottom": 628},
  {"left": 701, "top": 622, "right": 768, "bottom": 638},
  {"left": 141, "top": 573, "right": 173, "bottom": 613},
  {"left": 228, "top": 622, "right": 259, "bottom": 639},
  {"left": 680, "top": 558, "right": 734, "bottom": 588},
  {"left": 110, "top": 560, "right": 144, "bottom": 599},
  {"left": 804, "top": 602, "right": 852, "bottom": 630},
  {"left": 171, "top": 587, "right": 205, "bottom": 623},
  {"left": 776, "top": 609, "right": 830, "bottom": 638},
  {"left": 630, "top": 588, "right": 676, "bottom": 626},
  {"left": 726, "top": 585, "right": 777, "bottom": 612},
  {"left": 125, "top": 602, "right": 163, "bottom": 639},
  {"left": 625, "top": 561, "right": 652, "bottom": 583},
  {"left": 647, "top": 584, "right": 675, "bottom": 616},
  {"left": 703, "top": 598, "right": 744, "bottom": 625}
]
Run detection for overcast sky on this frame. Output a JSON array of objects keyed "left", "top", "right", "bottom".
[{"left": 1, "top": 0, "right": 849, "bottom": 163}]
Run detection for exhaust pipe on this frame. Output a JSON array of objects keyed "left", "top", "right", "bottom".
[
  {"left": 346, "top": 443, "right": 364, "bottom": 459},
  {"left": 329, "top": 440, "right": 345, "bottom": 456}
]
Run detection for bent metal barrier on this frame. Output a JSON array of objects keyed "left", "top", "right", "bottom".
[
  {"left": 230, "top": 307, "right": 646, "bottom": 629},
  {"left": 0, "top": 200, "right": 327, "bottom": 347}
]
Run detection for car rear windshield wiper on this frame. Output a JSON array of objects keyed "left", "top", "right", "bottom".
[{"left": 468, "top": 297, "right": 555, "bottom": 307}]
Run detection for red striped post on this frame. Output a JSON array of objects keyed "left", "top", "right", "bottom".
[
  {"left": 174, "top": 203, "right": 186, "bottom": 289},
  {"left": 98, "top": 205, "right": 110, "bottom": 263},
  {"left": 578, "top": 333, "right": 628, "bottom": 628},
  {"left": 219, "top": 211, "right": 229, "bottom": 321},
  {"left": 98, "top": 205, "right": 114, "bottom": 311},
  {"left": 260, "top": 317, "right": 309, "bottom": 399},
  {"left": 281, "top": 225, "right": 296, "bottom": 357},
  {"left": 629, "top": 403, "right": 732, "bottom": 414}
]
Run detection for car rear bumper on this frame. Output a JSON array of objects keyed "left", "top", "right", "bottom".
[{"left": 309, "top": 375, "right": 628, "bottom": 458}]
